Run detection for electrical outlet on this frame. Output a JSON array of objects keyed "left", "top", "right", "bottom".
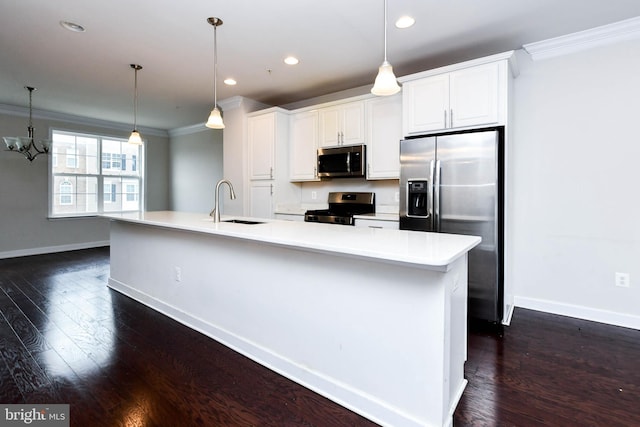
[
  {"left": 174, "top": 266, "right": 182, "bottom": 282},
  {"left": 395, "top": 191, "right": 399, "bottom": 202},
  {"left": 311, "top": 191, "right": 317, "bottom": 200},
  {"left": 615, "top": 272, "right": 630, "bottom": 288}
]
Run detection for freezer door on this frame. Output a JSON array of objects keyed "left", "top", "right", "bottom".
[
  {"left": 436, "top": 130, "right": 503, "bottom": 322},
  {"left": 399, "top": 137, "right": 436, "bottom": 231}
]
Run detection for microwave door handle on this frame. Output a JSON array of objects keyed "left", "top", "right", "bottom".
[{"left": 346, "top": 153, "right": 350, "bottom": 173}]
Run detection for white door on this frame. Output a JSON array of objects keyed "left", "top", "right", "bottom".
[
  {"left": 449, "top": 63, "right": 499, "bottom": 129},
  {"left": 248, "top": 114, "right": 275, "bottom": 180},
  {"left": 249, "top": 181, "right": 274, "bottom": 219},
  {"left": 289, "top": 110, "right": 319, "bottom": 181},
  {"left": 403, "top": 74, "right": 449, "bottom": 135}
]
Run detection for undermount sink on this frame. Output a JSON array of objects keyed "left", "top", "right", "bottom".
[{"left": 223, "top": 219, "right": 265, "bottom": 225}]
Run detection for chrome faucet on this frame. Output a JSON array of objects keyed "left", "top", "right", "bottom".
[{"left": 210, "top": 179, "right": 236, "bottom": 222}]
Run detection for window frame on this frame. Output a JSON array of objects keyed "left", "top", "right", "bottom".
[{"left": 48, "top": 129, "right": 144, "bottom": 218}]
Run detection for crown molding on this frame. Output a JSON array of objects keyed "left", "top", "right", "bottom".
[
  {"left": 168, "top": 122, "right": 210, "bottom": 137},
  {"left": 523, "top": 16, "right": 640, "bottom": 61},
  {"left": 0, "top": 103, "right": 168, "bottom": 137}
]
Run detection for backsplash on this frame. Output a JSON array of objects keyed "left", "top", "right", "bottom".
[{"left": 300, "top": 178, "right": 399, "bottom": 213}]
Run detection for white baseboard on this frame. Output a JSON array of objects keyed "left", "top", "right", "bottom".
[
  {"left": 515, "top": 296, "right": 640, "bottom": 330},
  {"left": 0, "top": 241, "right": 110, "bottom": 260}
]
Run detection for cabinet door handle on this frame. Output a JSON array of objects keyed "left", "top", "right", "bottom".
[
  {"left": 450, "top": 109, "right": 454, "bottom": 127},
  {"left": 270, "top": 167, "right": 273, "bottom": 179},
  {"left": 270, "top": 183, "right": 273, "bottom": 196},
  {"left": 314, "top": 166, "right": 317, "bottom": 178},
  {"left": 444, "top": 110, "right": 447, "bottom": 128}
]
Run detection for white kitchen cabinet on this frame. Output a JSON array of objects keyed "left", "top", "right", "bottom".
[
  {"left": 249, "top": 181, "right": 274, "bottom": 219},
  {"left": 274, "top": 213, "right": 304, "bottom": 222},
  {"left": 365, "top": 94, "right": 402, "bottom": 180},
  {"left": 402, "top": 60, "right": 505, "bottom": 135},
  {"left": 319, "top": 100, "right": 365, "bottom": 147},
  {"left": 354, "top": 217, "right": 399, "bottom": 229},
  {"left": 289, "top": 110, "right": 319, "bottom": 181},
  {"left": 247, "top": 108, "right": 299, "bottom": 219},
  {"left": 248, "top": 113, "right": 277, "bottom": 180}
]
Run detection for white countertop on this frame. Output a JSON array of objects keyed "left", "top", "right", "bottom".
[{"left": 104, "top": 211, "right": 480, "bottom": 271}]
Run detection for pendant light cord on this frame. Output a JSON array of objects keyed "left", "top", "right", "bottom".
[
  {"left": 27, "top": 87, "right": 34, "bottom": 139},
  {"left": 383, "top": 0, "right": 388, "bottom": 61},
  {"left": 213, "top": 22, "right": 218, "bottom": 109},
  {"left": 133, "top": 68, "right": 138, "bottom": 130}
]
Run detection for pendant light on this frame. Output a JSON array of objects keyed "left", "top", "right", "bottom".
[
  {"left": 2, "top": 86, "right": 51, "bottom": 162},
  {"left": 371, "top": 0, "right": 401, "bottom": 96},
  {"left": 206, "top": 17, "right": 225, "bottom": 129},
  {"left": 128, "top": 64, "right": 143, "bottom": 145}
]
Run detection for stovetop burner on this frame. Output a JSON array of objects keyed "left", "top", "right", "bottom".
[{"left": 304, "top": 192, "right": 375, "bottom": 225}]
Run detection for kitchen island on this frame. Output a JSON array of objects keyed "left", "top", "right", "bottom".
[{"left": 105, "top": 211, "right": 480, "bottom": 427}]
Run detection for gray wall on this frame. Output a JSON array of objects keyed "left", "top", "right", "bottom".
[
  {"left": 0, "top": 110, "right": 170, "bottom": 257},
  {"left": 509, "top": 41, "right": 640, "bottom": 327},
  {"left": 169, "top": 126, "right": 223, "bottom": 213}
]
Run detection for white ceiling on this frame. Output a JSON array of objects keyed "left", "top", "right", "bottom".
[{"left": 2, "top": 0, "right": 640, "bottom": 130}]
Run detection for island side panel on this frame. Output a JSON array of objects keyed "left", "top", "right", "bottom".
[{"left": 108, "top": 220, "right": 468, "bottom": 427}]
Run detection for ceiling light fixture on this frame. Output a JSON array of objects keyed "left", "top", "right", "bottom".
[
  {"left": 60, "top": 20, "right": 85, "bottom": 33},
  {"left": 3, "top": 86, "right": 51, "bottom": 162},
  {"left": 284, "top": 56, "right": 299, "bottom": 65},
  {"left": 395, "top": 15, "right": 415, "bottom": 29},
  {"left": 224, "top": 78, "right": 237, "bottom": 86},
  {"left": 206, "top": 17, "right": 225, "bottom": 129},
  {"left": 128, "top": 64, "right": 143, "bottom": 145},
  {"left": 371, "top": 0, "right": 401, "bottom": 96}
]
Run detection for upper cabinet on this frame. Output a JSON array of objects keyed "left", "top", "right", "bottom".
[
  {"left": 401, "top": 51, "right": 516, "bottom": 136},
  {"left": 318, "top": 100, "right": 365, "bottom": 147},
  {"left": 365, "top": 94, "right": 402, "bottom": 180},
  {"left": 248, "top": 112, "right": 277, "bottom": 180},
  {"left": 289, "top": 110, "right": 319, "bottom": 181}
]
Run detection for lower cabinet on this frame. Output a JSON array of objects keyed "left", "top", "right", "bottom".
[
  {"left": 249, "top": 181, "right": 274, "bottom": 219},
  {"left": 354, "top": 218, "right": 399, "bottom": 229},
  {"left": 274, "top": 213, "right": 305, "bottom": 222}
]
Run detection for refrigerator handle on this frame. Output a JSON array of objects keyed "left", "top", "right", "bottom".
[
  {"left": 428, "top": 160, "right": 435, "bottom": 230},
  {"left": 434, "top": 159, "right": 441, "bottom": 232}
]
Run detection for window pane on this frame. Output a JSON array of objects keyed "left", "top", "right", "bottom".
[
  {"left": 103, "top": 177, "right": 122, "bottom": 212},
  {"left": 51, "top": 176, "right": 98, "bottom": 215},
  {"left": 52, "top": 132, "right": 99, "bottom": 175}
]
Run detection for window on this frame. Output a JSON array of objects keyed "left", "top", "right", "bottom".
[{"left": 49, "top": 130, "right": 143, "bottom": 217}]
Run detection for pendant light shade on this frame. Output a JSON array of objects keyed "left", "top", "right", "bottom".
[
  {"left": 206, "top": 17, "right": 225, "bottom": 129},
  {"left": 128, "top": 64, "right": 143, "bottom": 145},
  {"left": 371, "top": 0, "right": 401, "bottom": 96},
  {"left": 206, "top": 107, "right": 225, "bottom": 129}
]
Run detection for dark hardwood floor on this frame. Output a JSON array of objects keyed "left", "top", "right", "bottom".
[{"left": 0, "top": 248, "right": 638, "bottom": 426}]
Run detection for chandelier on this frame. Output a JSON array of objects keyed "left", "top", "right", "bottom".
[{"left": 3, "top": 86, "right": 51, "bottom": 162}]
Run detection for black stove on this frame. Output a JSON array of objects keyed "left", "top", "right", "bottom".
[{"left": 304, "top": 192, "right": 375, "bottom": 225}]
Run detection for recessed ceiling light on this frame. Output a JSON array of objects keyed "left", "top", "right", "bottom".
[
  {"left": 60, "top": 20, "right": 86, "bottom": 32},
  {"left": 284, "top": 56, "right": 299, "bottom": 65},
  {"left": 224, "top": 78, "right": 237, "bottom": 85},
  {"left": 395, "top": 16, "right": 415, "bottom": 29}
]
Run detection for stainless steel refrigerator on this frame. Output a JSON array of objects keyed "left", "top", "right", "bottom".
[{"left": 399, "top": 127, "right": 504, "bottom": 324}]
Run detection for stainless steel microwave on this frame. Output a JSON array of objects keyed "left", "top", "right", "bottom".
[{"left": 317, "top": 144, "right": 366, "bottom": 178}]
